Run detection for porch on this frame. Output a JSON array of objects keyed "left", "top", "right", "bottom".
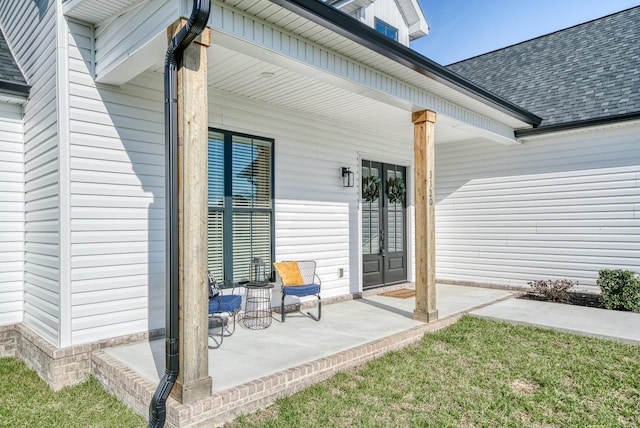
[{"left": 93, "top": 284, "right": 513, "bottom": 426}]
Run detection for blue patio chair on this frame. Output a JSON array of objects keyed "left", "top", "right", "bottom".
[
  {"left": 207, "top": 272, "right": 242, "bottom": 349},
  {"left": 274, "top": 261, "right": 321, "bottom": 322}
]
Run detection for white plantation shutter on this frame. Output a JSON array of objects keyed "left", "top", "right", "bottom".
[
  {"left": 232, "top": 212, "right": 272, "bottom": 281},
  {"left": 207, "top": 132, "right": 225, "bottom": 281},
  {"left": 207, "top": 211, "right": 224, "bottom": 280}
]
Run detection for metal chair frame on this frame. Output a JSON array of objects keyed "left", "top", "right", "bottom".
[
  {"left": 207, "top": 272, "right": 242, "bottom": 349},
  {"left": 276, "top": 260, "right": 322, "bottom": 322}
]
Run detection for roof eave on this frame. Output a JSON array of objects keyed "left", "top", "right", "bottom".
[
  {"left": 515, "top": 111, "right": 640, "bottom": 138},
  {"left": 270, "top": 0, "right": 542, "bottom": 127},
  {"left": 0, "top": 80, "right": 30, "bottom": 100}
]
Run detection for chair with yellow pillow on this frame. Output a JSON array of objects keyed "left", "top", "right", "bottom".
[{"left": 273, "top": 260, "right": 321, "bottom": 322}]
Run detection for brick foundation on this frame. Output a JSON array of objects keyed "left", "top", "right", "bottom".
[
  {"left": 5, "top": 283, "right": 459, "bottom": 426},
  {"left": 1, "top": 322, "right": 160, "bottom": 391},
  {"left": 91, "top": 312, "right": 462, "bottom": 427},
  {"left": 0, "top": 324, "right": 18, "bottom": 357}
]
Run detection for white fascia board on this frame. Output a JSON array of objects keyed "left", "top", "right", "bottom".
[
  {"left": 396, "top": 0, "right": 428, "bottom": 40},
  {"left": 330, "top": 0, "right": 375, "bottom": 16},
  {"left": 0, "top": 94, "right": 28, "bottom": 106},
  {"left": 517, "top": 118, "right": 640, "bottom": 143}
]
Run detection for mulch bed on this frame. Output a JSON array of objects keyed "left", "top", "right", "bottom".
[
  {"left": 380, "top": 286, "right": 604, "bottom": 308},
  {"left": 519, "top": 292, "right": 603, "bottom": 309}
]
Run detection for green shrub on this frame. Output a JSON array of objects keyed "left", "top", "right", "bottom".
[
  {"left": 597, "top": 269, "right": 640, "bottom": 312},
  {"left": 528, "top": 279, "right": 576, "bottom": 303}
]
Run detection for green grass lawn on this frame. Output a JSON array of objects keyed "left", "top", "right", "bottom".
[
  {"left": 2, "top": 316, "right": 639, "bottom": 427},
  {"left": 0, "top": 357, "right": 145, "bottom": 428},
  {"left": 231, "top": 316, "right": 640, "bottom": 427}
]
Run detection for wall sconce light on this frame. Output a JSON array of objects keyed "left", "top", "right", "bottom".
[{"left": 341, "top": 167, "right": 354, "bottom": 188}]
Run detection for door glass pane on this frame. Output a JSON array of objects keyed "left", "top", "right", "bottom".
[
  {"left": 386, "top": 168, "right": 404, "bottom": 252},
  {"left": 362, "top": 163, "right": 380, "bottom": 255}
]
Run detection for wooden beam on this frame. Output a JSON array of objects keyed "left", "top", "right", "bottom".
[
  {"left": 412, "top": 110, "right": 438, "bottom": 323},
  {"left": 169, "top": 19, "right": 213, "bottom": 404}
]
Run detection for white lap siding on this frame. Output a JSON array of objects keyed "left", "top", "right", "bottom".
[
  {"left": 0, "top": 103, "right": 24, "bottom": 325},
  {"left": 68, "top": 23, "right": 165, "bottom": 344},
  {"left": 0, "top": 1, "right": 60, "bottom": 343},
  {"left": 209, "top": 91, "right": 415, "bottom": 300},
  {"left": 435, "top": 124, "right": 640, "bottom": 288}
]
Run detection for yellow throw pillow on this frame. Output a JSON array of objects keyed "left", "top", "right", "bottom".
[{"left": 273, "top": 261, "right": 305, "bottom": 286}]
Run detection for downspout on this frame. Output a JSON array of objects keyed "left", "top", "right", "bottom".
[{"left": 148, "top": 1, "right": 210, "bottom": 427}]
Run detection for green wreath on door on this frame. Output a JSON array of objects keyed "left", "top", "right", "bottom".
[
  {"left": 386, "top": 176, "right": 406, "bottom": 204},
  {"left": 362, "top": 175, "right": 381, "bottom": 202}
]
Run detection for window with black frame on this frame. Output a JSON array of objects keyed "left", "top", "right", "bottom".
[{"left": 207, "top": 129, "right": 274, "bottom": 284}]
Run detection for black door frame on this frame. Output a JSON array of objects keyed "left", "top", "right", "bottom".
[{"left": 361, "top": 159, "right": 408, "bottom": 289}]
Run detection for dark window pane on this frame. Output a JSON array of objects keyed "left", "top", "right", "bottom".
[
  {"left": 232, "top": 136, "right": 272, "bottom": 209},
  {"left": 208, "top": 129, "right": 274, "bottom": 284}
]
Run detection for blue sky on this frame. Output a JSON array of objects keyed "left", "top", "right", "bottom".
[{"left": 411, "top": 0, "right": 640, "bottom": 65}]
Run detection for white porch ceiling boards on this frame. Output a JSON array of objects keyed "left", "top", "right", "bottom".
[
  {"left": 190, "top": 43, "right": 477, "bottom": 145},
  {"left": 66, "top": 0, "right": 526, "bottom": 145},
  {"left": 63, "top": 0, "right": 147, "bottom": 25},
  {"left": 206, "top": 0, "right": 524, "bottom": 145},
  {"left": 207, "top": 44, "right": 413, "bottom": 141},
  {"left": 218, "top": 0, "right": 530, "bottom": 131}
]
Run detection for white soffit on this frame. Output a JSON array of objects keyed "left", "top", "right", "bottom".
[
  {"left": 63, "top": 0, "right": 152, "bottom": 25},
  {"left": 162, "top": 43, "right": 507, "bottom": 145},
  {"left": 67, "top": 0, "right": 530, "bottom": 131},
  {"left": 220, "top": 0, "right": 531, "bottom": 130}
]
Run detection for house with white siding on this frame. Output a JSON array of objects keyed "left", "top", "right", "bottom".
[
  {"left": 0, "top": 0, "right": 638, "bottom": 424},
  {"left": 443, "top": 6, "right": 640, "bottom": 289}
]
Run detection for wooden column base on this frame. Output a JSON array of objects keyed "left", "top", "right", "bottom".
[
  {"left": 173, "top": 377, "right": 213, "bottom": 404},
  {"left": 413, "top": 309, "right": 439, "bottom": 323}
]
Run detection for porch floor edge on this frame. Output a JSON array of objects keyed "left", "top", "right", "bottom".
[{"left": 92, "top": 313, "right": 462, "bottom": 427}]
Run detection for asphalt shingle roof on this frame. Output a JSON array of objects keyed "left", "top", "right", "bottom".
[
  {"left": 0, "top": 28, "right": 28, "bottom": 97},
  {"left": 447, "top": 6, "right": 640, "bottom": 127}
]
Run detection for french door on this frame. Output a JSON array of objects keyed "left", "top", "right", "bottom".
[{"left": 362, "top": 160, "right": 407, "bottom": 289}]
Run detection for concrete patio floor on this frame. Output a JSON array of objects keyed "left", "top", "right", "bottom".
[
  {"left": 105, "top": 284, "right": 513, "bottom": 393},
  {"left": 93, "top": 283, "right": 640, "bottom": 426},
  {"left": 92, "top": 284, "right": 513, "bottom": 426}
]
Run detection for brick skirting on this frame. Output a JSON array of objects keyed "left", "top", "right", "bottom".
[
  {"left": 0, "top": 323, "right": 159, "bottom": 391},
  {"left": 91, "top": 313, "right": 462, "bottom": 427}
]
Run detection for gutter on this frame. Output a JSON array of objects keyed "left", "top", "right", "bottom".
[
  {"left": 515, "top": 111, "right": 640, "bottom": 138},
  {"left": 270, "top": 0, "right": 542, "bottom": 127},
  {"left": 147, "top": 1, "right": 210, "bottom": 427}
]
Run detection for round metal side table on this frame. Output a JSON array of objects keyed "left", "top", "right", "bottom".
[{"left": 241, "top": 282, "right": 274, "bottom": 329}]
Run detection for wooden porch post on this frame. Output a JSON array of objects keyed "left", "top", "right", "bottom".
[
  {"left": 412, "top": 110, "right": 438, "bottom": 323},
  {"left": 169, "top": 19, "right": 213, "bottom": 403}
]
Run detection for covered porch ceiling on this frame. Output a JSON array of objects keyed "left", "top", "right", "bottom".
[
  {"left": 150, "top": 42, "right": 494, "bottom": 146},
  {"left": 66, "top": 0, "right": 535, "bottom": 146}
]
